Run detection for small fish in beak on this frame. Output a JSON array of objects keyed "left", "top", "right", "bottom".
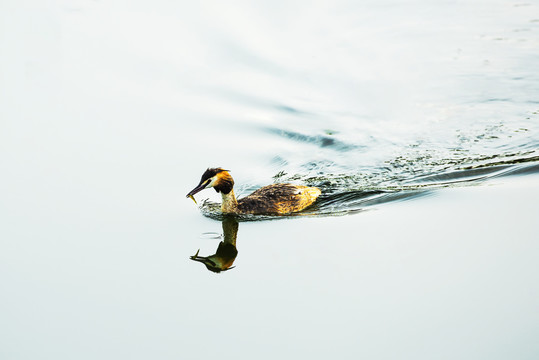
[{"left": 186, "top": 179, "right": 211, "bottom": 202}]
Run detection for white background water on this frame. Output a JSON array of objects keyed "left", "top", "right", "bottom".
[{"left": 1, "top": 0, "right": 538, "bottom": 359}]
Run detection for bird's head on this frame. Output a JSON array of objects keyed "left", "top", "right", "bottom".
[{"left": 186, "top": 167, "right": 234, "bottom": 199}]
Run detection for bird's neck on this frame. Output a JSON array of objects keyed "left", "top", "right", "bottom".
[{"left": 221, "top": 189, "right": 238, "bottom": 213}]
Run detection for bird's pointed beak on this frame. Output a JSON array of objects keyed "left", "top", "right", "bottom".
[{"left": 186, "top": 182, "right": 207, "bottom": 198}]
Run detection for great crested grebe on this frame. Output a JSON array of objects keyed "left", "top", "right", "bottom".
[{"left": 186, "top": 168, "right": 321, "bottom": 215}]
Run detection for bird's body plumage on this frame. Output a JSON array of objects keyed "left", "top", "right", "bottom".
[{"left": 235, "top": 183, "right": 320, "bottom": 214}]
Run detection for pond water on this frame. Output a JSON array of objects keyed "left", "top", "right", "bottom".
[{"left": 1, "top": 0, "right": 539, "bottom": 359}]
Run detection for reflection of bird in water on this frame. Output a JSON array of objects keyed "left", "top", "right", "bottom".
[
  {"left": 190, "top": 217, "right": 239, "bottom": 273},
  {"left": 187, "top": 168, "right": 321, "bottom": 215}
]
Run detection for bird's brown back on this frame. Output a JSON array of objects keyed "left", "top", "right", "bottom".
[{"left": 237, "top": 184, "right": 321, "bottom": 214}]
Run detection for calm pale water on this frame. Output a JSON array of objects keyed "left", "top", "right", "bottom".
[{"left": 1, "top": 0, "right": 539, "bottom": 359}]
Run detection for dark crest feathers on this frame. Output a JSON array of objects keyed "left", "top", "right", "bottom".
[{"left": 200, "top": 167, "right": 227, "bottom": 183}]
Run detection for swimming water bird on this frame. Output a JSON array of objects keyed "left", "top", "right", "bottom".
[{"left": 186, "top": 168, "right": 321, "bottom": 215}]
